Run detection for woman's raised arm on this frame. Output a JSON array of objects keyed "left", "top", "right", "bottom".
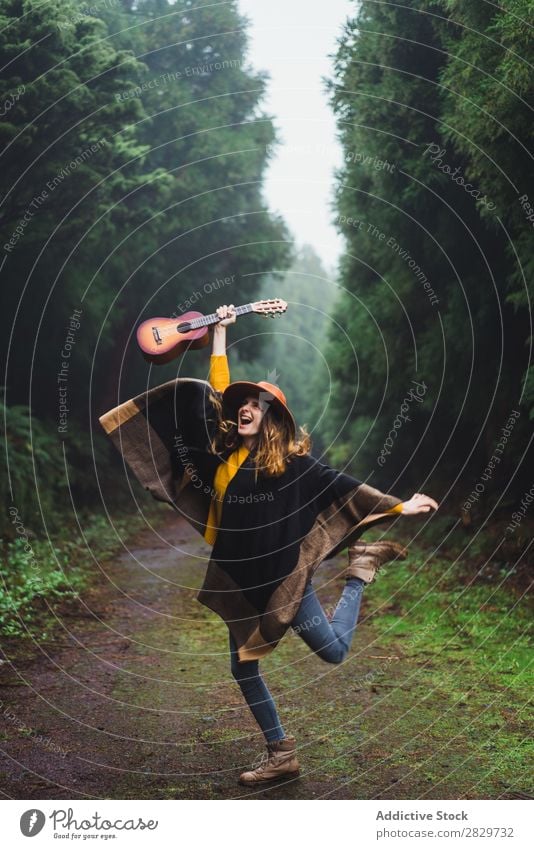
[{"left": 209, "top": 304, "right": 236, "bottom": 391}]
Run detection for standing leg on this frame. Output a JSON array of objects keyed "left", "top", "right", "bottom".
[
  {"left": 230, "top": 632, "right": 300, "bottom": 785},
  {"left": 229, "top": 631, "right": 286, "bottom": 743},
  {"left": 291, "top": 578, "right": 365, "bottom": 663}
]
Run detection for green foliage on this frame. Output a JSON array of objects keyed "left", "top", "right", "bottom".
[
  {"left": 1, "top": 394, "right": 66, "bottom": 534},
  {"left": 0, "top": 509, "right": 161, "bottom": 637},
  {"left": 0, "top": 0, "right": 291, "bottom": 534},
  {"left": 435, "top": 0, "right": 534, "bottom": 406},
  {"left": 321, "top": 0, "right": 533, "bottom": 510},
  {"left": 0, "top": 535, "right": 84, "bottom": 636},
  {"left": 112, "top": 0, "right": 292, "bottom": 382}
]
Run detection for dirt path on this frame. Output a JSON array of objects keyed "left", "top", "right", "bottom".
[{"left": 0, "top": 515, "right": 530, "bottom": 800}]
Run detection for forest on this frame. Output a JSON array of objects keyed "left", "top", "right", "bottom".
[
  {"left": 1, "top": 0, "right": 533, "bottom": 629},
  {"left": 323, "top": 0, "right": 534, "bottom": 516}
]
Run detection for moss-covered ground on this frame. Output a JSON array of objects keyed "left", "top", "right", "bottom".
[{"left": 0, "top": 516, "right": 531, "bottom": 799}]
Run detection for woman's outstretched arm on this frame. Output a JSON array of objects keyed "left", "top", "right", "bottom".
[
  {"left": 209, "top": 304, "right": 236, "bottom": 391},
  {"left": 305, "top": 455, "right": 438, "bottom": 518}
]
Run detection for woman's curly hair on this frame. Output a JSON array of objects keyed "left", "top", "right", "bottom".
[{"left": 209, "top": 389, "right": 311, "bottom": 477}]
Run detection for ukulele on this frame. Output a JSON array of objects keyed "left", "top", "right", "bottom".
[{"left": 137, "top": 298, "right": 287, "bottom": 364}]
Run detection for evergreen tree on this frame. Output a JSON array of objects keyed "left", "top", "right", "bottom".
[
  {"left": 323, "top": 0, "right": 532, "bottom": 509},
  {"left": 0, "top": 0, "right": 291, "bottom": 529}
]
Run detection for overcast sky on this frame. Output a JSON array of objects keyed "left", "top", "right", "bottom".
[{"left": 238, "top": 0, "right": 355, "bottom": 272}]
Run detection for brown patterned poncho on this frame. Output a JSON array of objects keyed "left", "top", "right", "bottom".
[{"left": 99, "top": 378, "right": 403, "bottom": 661}]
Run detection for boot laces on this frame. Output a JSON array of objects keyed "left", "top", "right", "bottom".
[{"left": 251, "top": 750, "right": 270, "bottom": 772}]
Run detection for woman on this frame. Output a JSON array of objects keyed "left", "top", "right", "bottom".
[{"left": 99, "top": 303, "right": 438, "bottom": 787}]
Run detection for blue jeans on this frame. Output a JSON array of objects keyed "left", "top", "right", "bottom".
[{"left": 229, "top": 578, "right": 365, "bottom": 743}]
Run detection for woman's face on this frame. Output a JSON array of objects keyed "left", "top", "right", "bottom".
[{"left": 237, "top": 394, "right": 267, "bottom": 438}]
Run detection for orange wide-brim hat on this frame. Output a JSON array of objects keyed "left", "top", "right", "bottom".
[{"left": 221, "top": 380, "right": 296, "bottom": 438}]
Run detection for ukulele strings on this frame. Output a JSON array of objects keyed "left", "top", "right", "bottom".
[
  {"left": 154, "top": 301, "right": 281, "bottom": 337},
  {"left": 155, "top": 304, "right": 252, "bottom": 337}
]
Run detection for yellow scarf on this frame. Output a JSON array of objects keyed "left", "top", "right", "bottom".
[{"left": 204, "top": 444, "right": 250, "bottom": 545}]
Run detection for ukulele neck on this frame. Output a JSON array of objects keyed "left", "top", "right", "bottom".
[{"left": 180, "top": 303, "right": 254, "bottom": 330}]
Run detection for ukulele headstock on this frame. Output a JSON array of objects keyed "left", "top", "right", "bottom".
[{"left": 252, "top": 298, "right": 288, "bottom": 319}]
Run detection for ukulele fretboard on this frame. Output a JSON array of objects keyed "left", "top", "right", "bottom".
[{"left": 177, "top": 303, "right": 254, "bottom": 330}]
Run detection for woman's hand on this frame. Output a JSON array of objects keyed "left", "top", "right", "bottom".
[
  {"left": 400, "top": 493, "right": 439, "bottom": 515},
  {"left": 212, "top": 304, "right": 236, "bottom": 355},
  {"left": 215, "top": 304, "right": 237, "bottom": 327}
]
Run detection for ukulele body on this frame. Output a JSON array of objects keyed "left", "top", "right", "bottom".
[{"left": 136, "top": 312, "right": 209, "bottom": 364}]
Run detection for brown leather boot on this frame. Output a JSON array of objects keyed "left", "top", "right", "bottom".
[
  {"left": 344, "top": 540, "right": 407, "bottom": 583},
  {"left": 238, "top": 736, "right": 300, "bottom": 785}
]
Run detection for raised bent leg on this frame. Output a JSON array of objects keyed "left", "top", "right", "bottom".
[
  {"left": 229, "top": 632, "right": 286, "bottom": 743},
  {"left": 291, "top": 578, "right": 365, "bottom": 663}
]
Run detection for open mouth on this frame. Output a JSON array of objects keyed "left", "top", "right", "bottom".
[{"left": 239, "top": 413, "right": 253, "bottom": 425}]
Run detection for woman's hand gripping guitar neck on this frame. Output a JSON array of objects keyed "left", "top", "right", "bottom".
[{"left": 212, "top": 304, "right": 237, "bottom": 356}]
